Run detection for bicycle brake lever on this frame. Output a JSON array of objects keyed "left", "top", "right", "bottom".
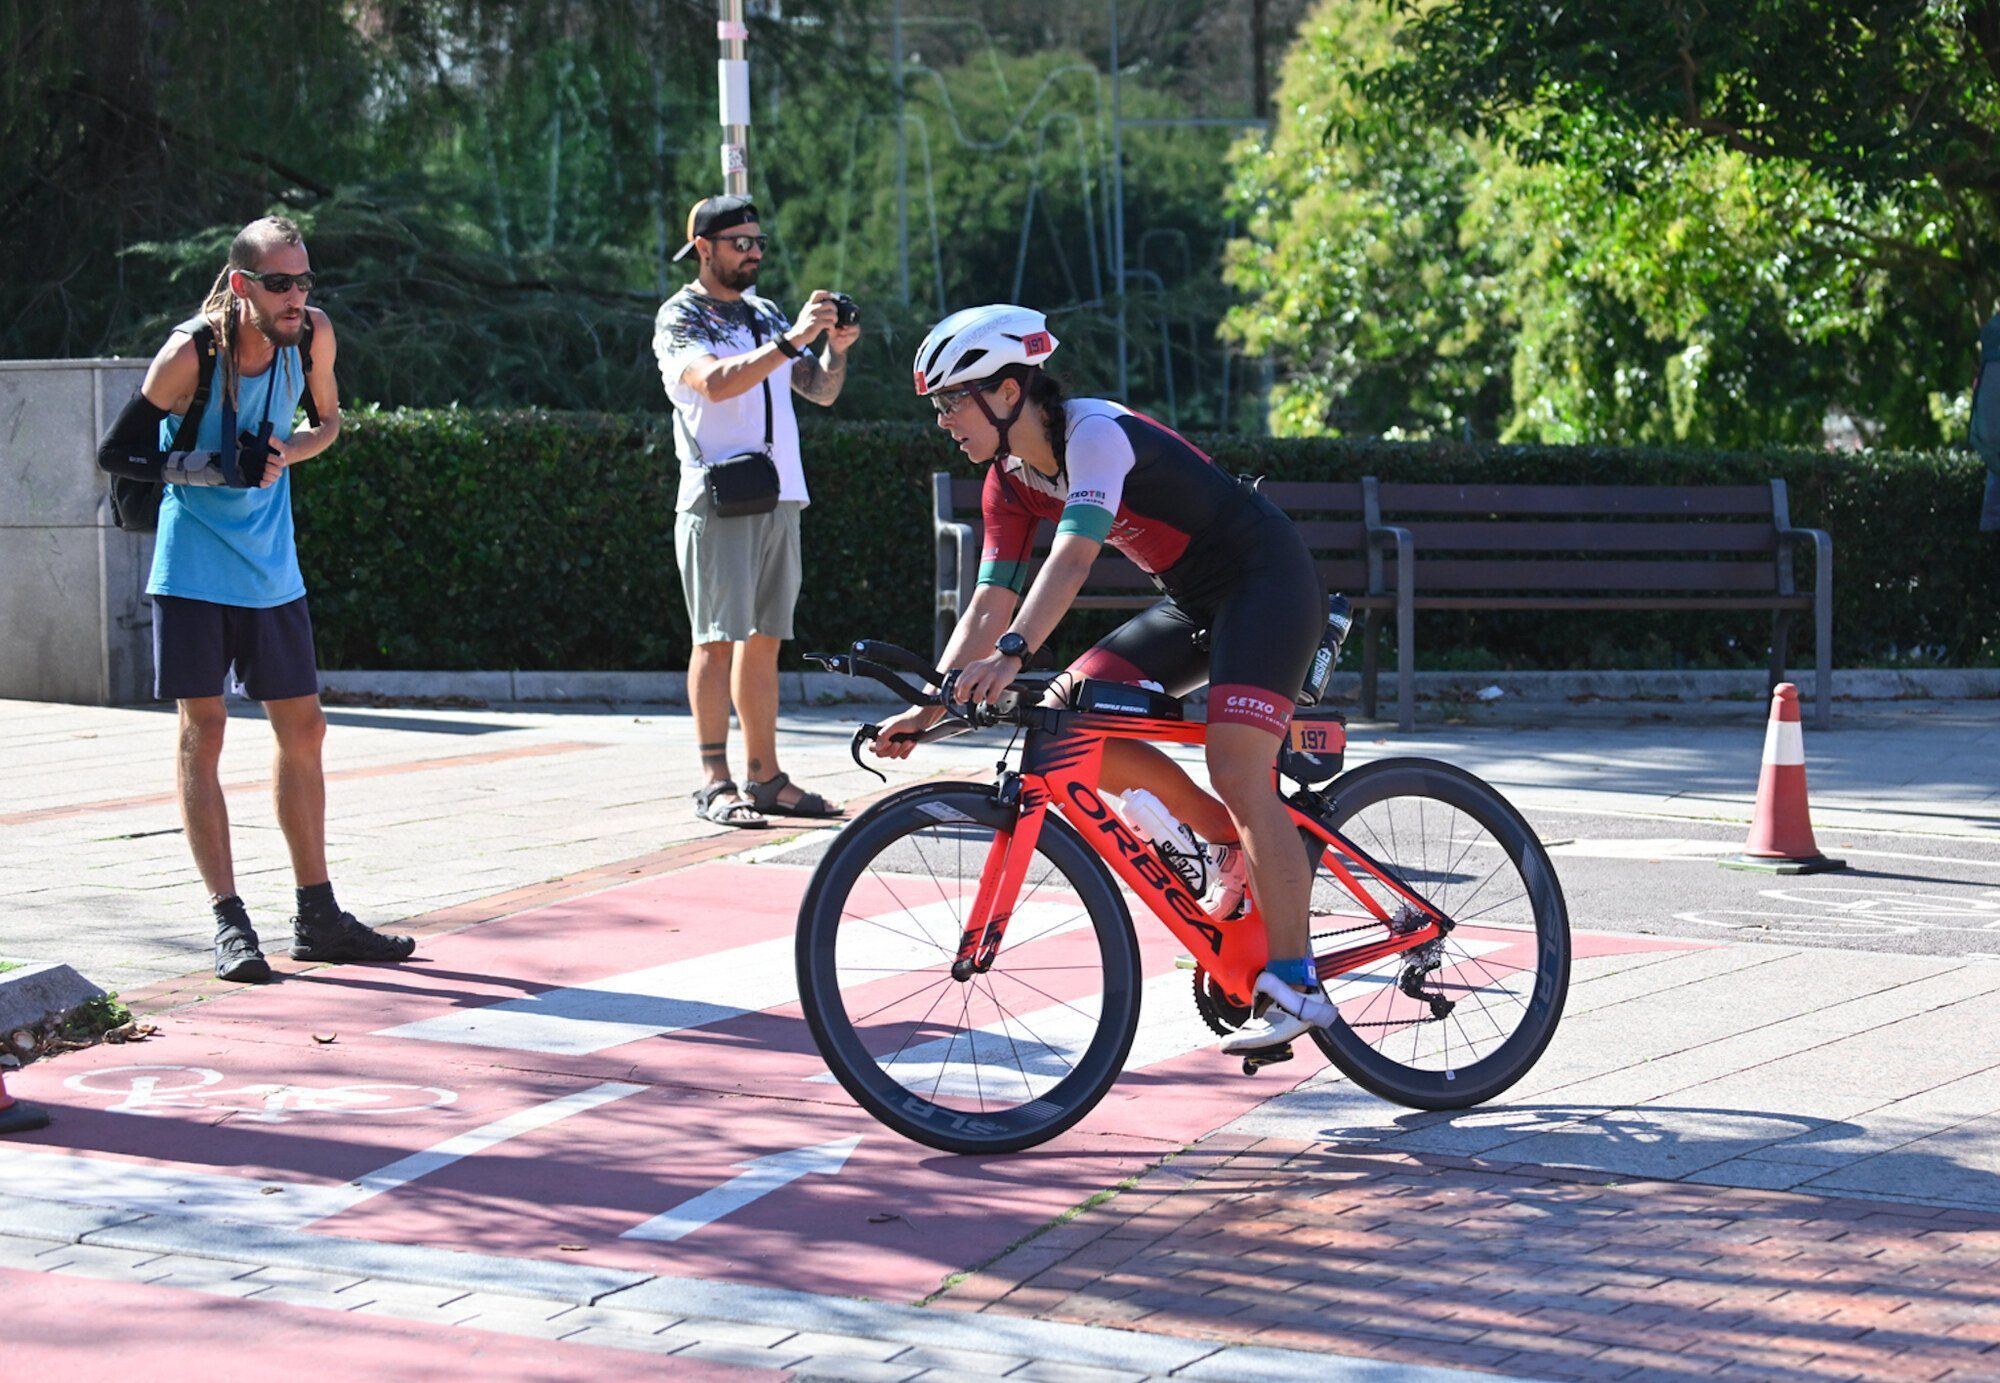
[{"left": 849, "top": 724, "right": 888, "bottom": 783}]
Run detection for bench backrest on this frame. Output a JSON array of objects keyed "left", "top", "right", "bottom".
[
  {"left": 938, "top": 473, "right": 1377, "bottom": 596},
  {"left": 1370, "top": 481, "right": 1794, "bottom": 595}
]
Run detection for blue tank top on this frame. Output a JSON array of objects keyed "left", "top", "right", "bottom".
[{"left": 147, "top": 341, "right": 307, "bottom": 608}]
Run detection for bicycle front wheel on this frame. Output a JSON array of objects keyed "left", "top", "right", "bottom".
[
  {"left": 1304, "top": 757, "right": 1570, "bottom": 1110},
  {"left": 796, "top": 783, "right": 1141, "bottom": 1154}
]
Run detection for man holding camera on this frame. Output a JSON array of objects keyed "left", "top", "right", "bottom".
[
  {"left": 654, "top": 195, "right": 861, "bottom": 827},
  {"left": 95, "top": 215, "right": 416, "bottom": 981}
]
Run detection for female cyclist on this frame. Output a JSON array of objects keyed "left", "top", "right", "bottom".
[{"left": 872, "top": 304, "right": 1337, "bottom": 1054}]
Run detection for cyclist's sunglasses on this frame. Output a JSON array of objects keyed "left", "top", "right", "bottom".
[
  {"left": 711, "top": 234, "right": 768, "bottom": 254},
  {"left": 237, "top": 270, "right": 316, "bottom": 294},
  {"left": 929, "top": 386, "right": 985, "bottom": 418}
]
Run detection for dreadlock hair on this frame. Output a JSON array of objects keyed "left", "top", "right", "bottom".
[
  {"left": 196, "top": 216, "right": 305, "bottom": 411},
  {"left": 985, "top": 363, "right": 1069, "bottom": 466}
]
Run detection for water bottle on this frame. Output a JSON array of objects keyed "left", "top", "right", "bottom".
[
  {"left": 1294, "top": 593, "right": 1354, "bottom": 708},
  {"left": 1119, "top": 789, "right": 1211, "bottom": 895}
]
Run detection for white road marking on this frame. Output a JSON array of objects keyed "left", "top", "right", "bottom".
[
  {"left": 808, "top": 939, "right": 1515, "bottom": 1101},
  {"left": 621, "top": 1136, "right": 862, "bottom": 1243},
  {"left": 14, "top": 1080, "right": 644, "bottom": 1229},
  {"left": 375, "top": 898, "right": 1086, "bottom": 1055}
]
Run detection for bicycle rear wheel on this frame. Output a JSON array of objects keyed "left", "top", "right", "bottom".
[
  {"left": 1303, "top": 758, "right": 1569, "bottom": 1109},
  {"left": 796, "top": 783, "right": 1141, "bottom": 1154}
]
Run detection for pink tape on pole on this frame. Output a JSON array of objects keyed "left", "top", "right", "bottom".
[{"left": 717, "top": 21, "right": 749, "bottom": 39}]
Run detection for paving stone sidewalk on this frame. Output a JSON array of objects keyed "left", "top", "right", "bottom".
[{"left": 937, "top": 1134, "right": 2000, "bottom": 1381}]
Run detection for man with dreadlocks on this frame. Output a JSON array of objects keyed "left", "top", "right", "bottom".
[{"left": 97, "top": 215, "right": 415, "bottom": 982}]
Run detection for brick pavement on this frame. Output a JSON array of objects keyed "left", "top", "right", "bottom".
[{"left": 938, "top": 1134, "right": 2000, "bottom": 1381}]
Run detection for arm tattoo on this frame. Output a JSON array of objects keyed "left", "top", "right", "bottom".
[{"left": 790, "top": 347, "right": 847, "bottom": 406}]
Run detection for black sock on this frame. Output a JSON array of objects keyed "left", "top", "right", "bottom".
[
  {"left": 296, "top": 881, "right": 339, "bottom": 923},
  {"left": 212, "top": 894, "right": 250, "bottom": 930}
]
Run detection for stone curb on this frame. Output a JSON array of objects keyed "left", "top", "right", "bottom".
[
  {"left": 0, "top": 1198, "right": 1509, "bottom": 1382},
  {"left": 319, "top": 666, "right": 2000, "bottom": 708},
  {"left": 0, "top": 962, "right": 108, "bottom": 1044}
]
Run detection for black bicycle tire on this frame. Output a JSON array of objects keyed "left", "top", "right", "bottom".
[
  {"left": 796, "top": 782, "right": 1142, "bottom": 1154},
  {"left": 1303, "top": 757, "right": 1570, "bottom": 1110}
]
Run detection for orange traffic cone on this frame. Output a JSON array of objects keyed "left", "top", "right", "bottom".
[
  {"left": 1723, "top": 682, "right": 1845, "bottom": 875},
  {"left": 0, "top": 1063, "right": 50, "bottom": 1135}
]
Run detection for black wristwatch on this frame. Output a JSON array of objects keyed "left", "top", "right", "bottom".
[
  {"left": 774, "top": 335, "right": 803, "bottom": 360},
  {"left": 996, "top": 631, "right": 1032, "bottom": 661}
]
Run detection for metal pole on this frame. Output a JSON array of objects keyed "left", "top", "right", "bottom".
[
  {"left": 718, "top": 0, "right": 751, "bottom": 196},
  {"left": 1110, "top": 0, "right": 1127, "bottom": 397},
  {"left": 893, "top": 0, "right": 910, "bottom": 305}
]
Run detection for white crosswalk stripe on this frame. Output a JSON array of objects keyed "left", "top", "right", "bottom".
[{"left": 375, "top": 898, "right": 1088, "bottom": 1055}]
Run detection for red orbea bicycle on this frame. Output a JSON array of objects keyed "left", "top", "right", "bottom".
[{"left": 797, "top": 641, "right": 1569, "bottom": 1154}]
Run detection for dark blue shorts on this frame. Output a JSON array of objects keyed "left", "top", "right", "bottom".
[{"left": 153, "top": 595, "right": 319, "bottom": 703}]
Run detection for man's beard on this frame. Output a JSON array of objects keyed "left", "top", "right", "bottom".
[
  {"left": 714, "top": 259, "right": 760, "bottom": 292},
  {"left": 246, "top": 298, "right": 305, "bottom": 348}
]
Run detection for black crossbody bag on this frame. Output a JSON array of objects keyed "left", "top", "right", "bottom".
[{"left": 699, "top": 311, "right": 782, "bottom": 518}]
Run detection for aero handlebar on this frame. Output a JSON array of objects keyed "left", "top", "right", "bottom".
[{"left": 808, "top": 640, "right": 1066, "bottom": 779}]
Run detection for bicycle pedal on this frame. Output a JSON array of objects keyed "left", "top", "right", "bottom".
[{"left": 1240, "top": 1043, "right": 1295, "bottom": 1076}]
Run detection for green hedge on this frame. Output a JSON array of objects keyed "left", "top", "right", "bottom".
[{"left": 296, "top": 410, "right": 1999, "bottom": 671}]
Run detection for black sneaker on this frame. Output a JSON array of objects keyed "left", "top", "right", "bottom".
[
  {"left": 214, "top": 904, "right": 272, "bottom": 983},
  {"left": 290, "top": 910, "right": 417, "bottom": 964}
]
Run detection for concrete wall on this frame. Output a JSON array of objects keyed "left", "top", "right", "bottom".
[{"left": 0, "top": 358, "right": 153, "bottom": 704}]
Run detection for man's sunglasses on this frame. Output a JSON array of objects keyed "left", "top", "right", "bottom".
[
  {"left": 711, "top": 234, "right": 768, "bottom": 254},
  {"left": 237, "top": 270, "right": 316, "bottom": 294}
]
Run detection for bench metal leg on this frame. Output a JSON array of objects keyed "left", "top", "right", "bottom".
[
  {"left": 1814, "top": 589, "right": 1833, "bottom": 731},
  {"left": 1768, "top": 610, "right": 1795, "bottom": 693},
  {"left": 1395, "top": 594, "right": 1414, "bottom": 733},
  {"left": 1359, "top": 611, "right": 1380, "bottom": 720}
]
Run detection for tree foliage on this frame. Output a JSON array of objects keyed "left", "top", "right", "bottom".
[
  {"left": 4, "top": 1, "right": 1275, "bottom": 426},
  {"left": 1229, "top": 0, "right": 1995, "bottom": 448}
]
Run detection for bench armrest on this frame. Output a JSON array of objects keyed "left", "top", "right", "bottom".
[
  {"left": 1365, "top": 523, "right": 1413, "bottom": 595},
  {"left": 1774, "top": 524, "right": 1832, "bottom": 592},
  {"left": 934, "top": 517, "right": 976, "bottom": 609}
]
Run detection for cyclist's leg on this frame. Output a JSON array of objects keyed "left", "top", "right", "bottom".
[
  {"left": 1060, "top": 601, "right": 1233, "bottom": 839},
  {"left": 1201, "top": 526, "right": 1326, "bottom": 1048}
]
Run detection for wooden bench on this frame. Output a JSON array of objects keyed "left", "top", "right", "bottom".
[
  {"left": 931, "top": 473, "right": 1418, "bottom": 729},
  {"left": 1365, "top": 479, "right": 1834, "bottom": 728}
]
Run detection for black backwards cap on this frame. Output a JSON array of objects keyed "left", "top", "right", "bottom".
[{"left": 673, "top": 195, "right": 762, "bottom": 262}]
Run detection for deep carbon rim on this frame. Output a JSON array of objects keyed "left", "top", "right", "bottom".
[{"left": 797, "top": 785, "right": 1141, "bottom": 1152}]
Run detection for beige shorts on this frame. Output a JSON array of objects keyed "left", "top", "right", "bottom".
[{"left": 674, "top": 494, "right": 803, "bottom": 643}]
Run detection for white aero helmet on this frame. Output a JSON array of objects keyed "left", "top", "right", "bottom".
[{"left": 912, "top": 304, "right": 1059, "bottom": 396}]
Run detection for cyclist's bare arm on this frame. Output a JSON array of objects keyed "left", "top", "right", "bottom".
[
  {"left": 871, "top": 585, "right": 1018, "bottom": 758},
  {"left": 957, "top": 533, "right": 1100, "bottom": 705}
]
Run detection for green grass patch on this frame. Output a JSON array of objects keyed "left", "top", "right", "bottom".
[{"left": 57, "top": 993, "right": 133, "bottom": 1043}]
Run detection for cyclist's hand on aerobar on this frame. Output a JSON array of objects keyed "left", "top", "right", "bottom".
[
  {"left": 871, "top": 706, "right": 941, "bottom": 760},
  {"left": 955, "top": 651, "right": 1022, "bottom": 709},
  {"left": 788, "top": 291, "right": 839, "bottom": 350}
]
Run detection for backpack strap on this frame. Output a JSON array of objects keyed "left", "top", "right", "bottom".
[
  {"left": 171, "top": 318, "right": 218, "bottom": 451},
  {"left": 299, "top": 312, "right": 322, "bottom": 428}
]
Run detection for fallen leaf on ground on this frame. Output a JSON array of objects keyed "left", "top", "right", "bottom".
[{"left": 558, "top": 1244, "right": 587, "bottom": 1252}]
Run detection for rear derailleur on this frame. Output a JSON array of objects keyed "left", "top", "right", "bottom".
[{"left": 1397, "top": 940, "right": 1456, "bottom": 1021}]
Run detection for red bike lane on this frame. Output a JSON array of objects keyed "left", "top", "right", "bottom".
[{"left": 6, "top": 861, "right": 1703, "bottom": 1302}]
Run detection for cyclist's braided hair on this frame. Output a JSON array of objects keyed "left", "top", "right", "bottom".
[
  {"left": 988, "top": 364, "right": 1069, "bottom": 466},
  {"left": 198, "top": 216, "right": 306, "bottom": 411}
]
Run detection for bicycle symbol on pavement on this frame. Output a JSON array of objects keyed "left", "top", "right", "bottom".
[
  {"left": 64, "top": 1064, "right": 458, "bottom": 1124},
  {"left": 1679, "top": 885, "right": 2000, "bottom": 941}
]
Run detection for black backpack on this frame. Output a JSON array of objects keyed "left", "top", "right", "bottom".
[{"left": 110, "top": 315, "right": 320, "bottom": 532}]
